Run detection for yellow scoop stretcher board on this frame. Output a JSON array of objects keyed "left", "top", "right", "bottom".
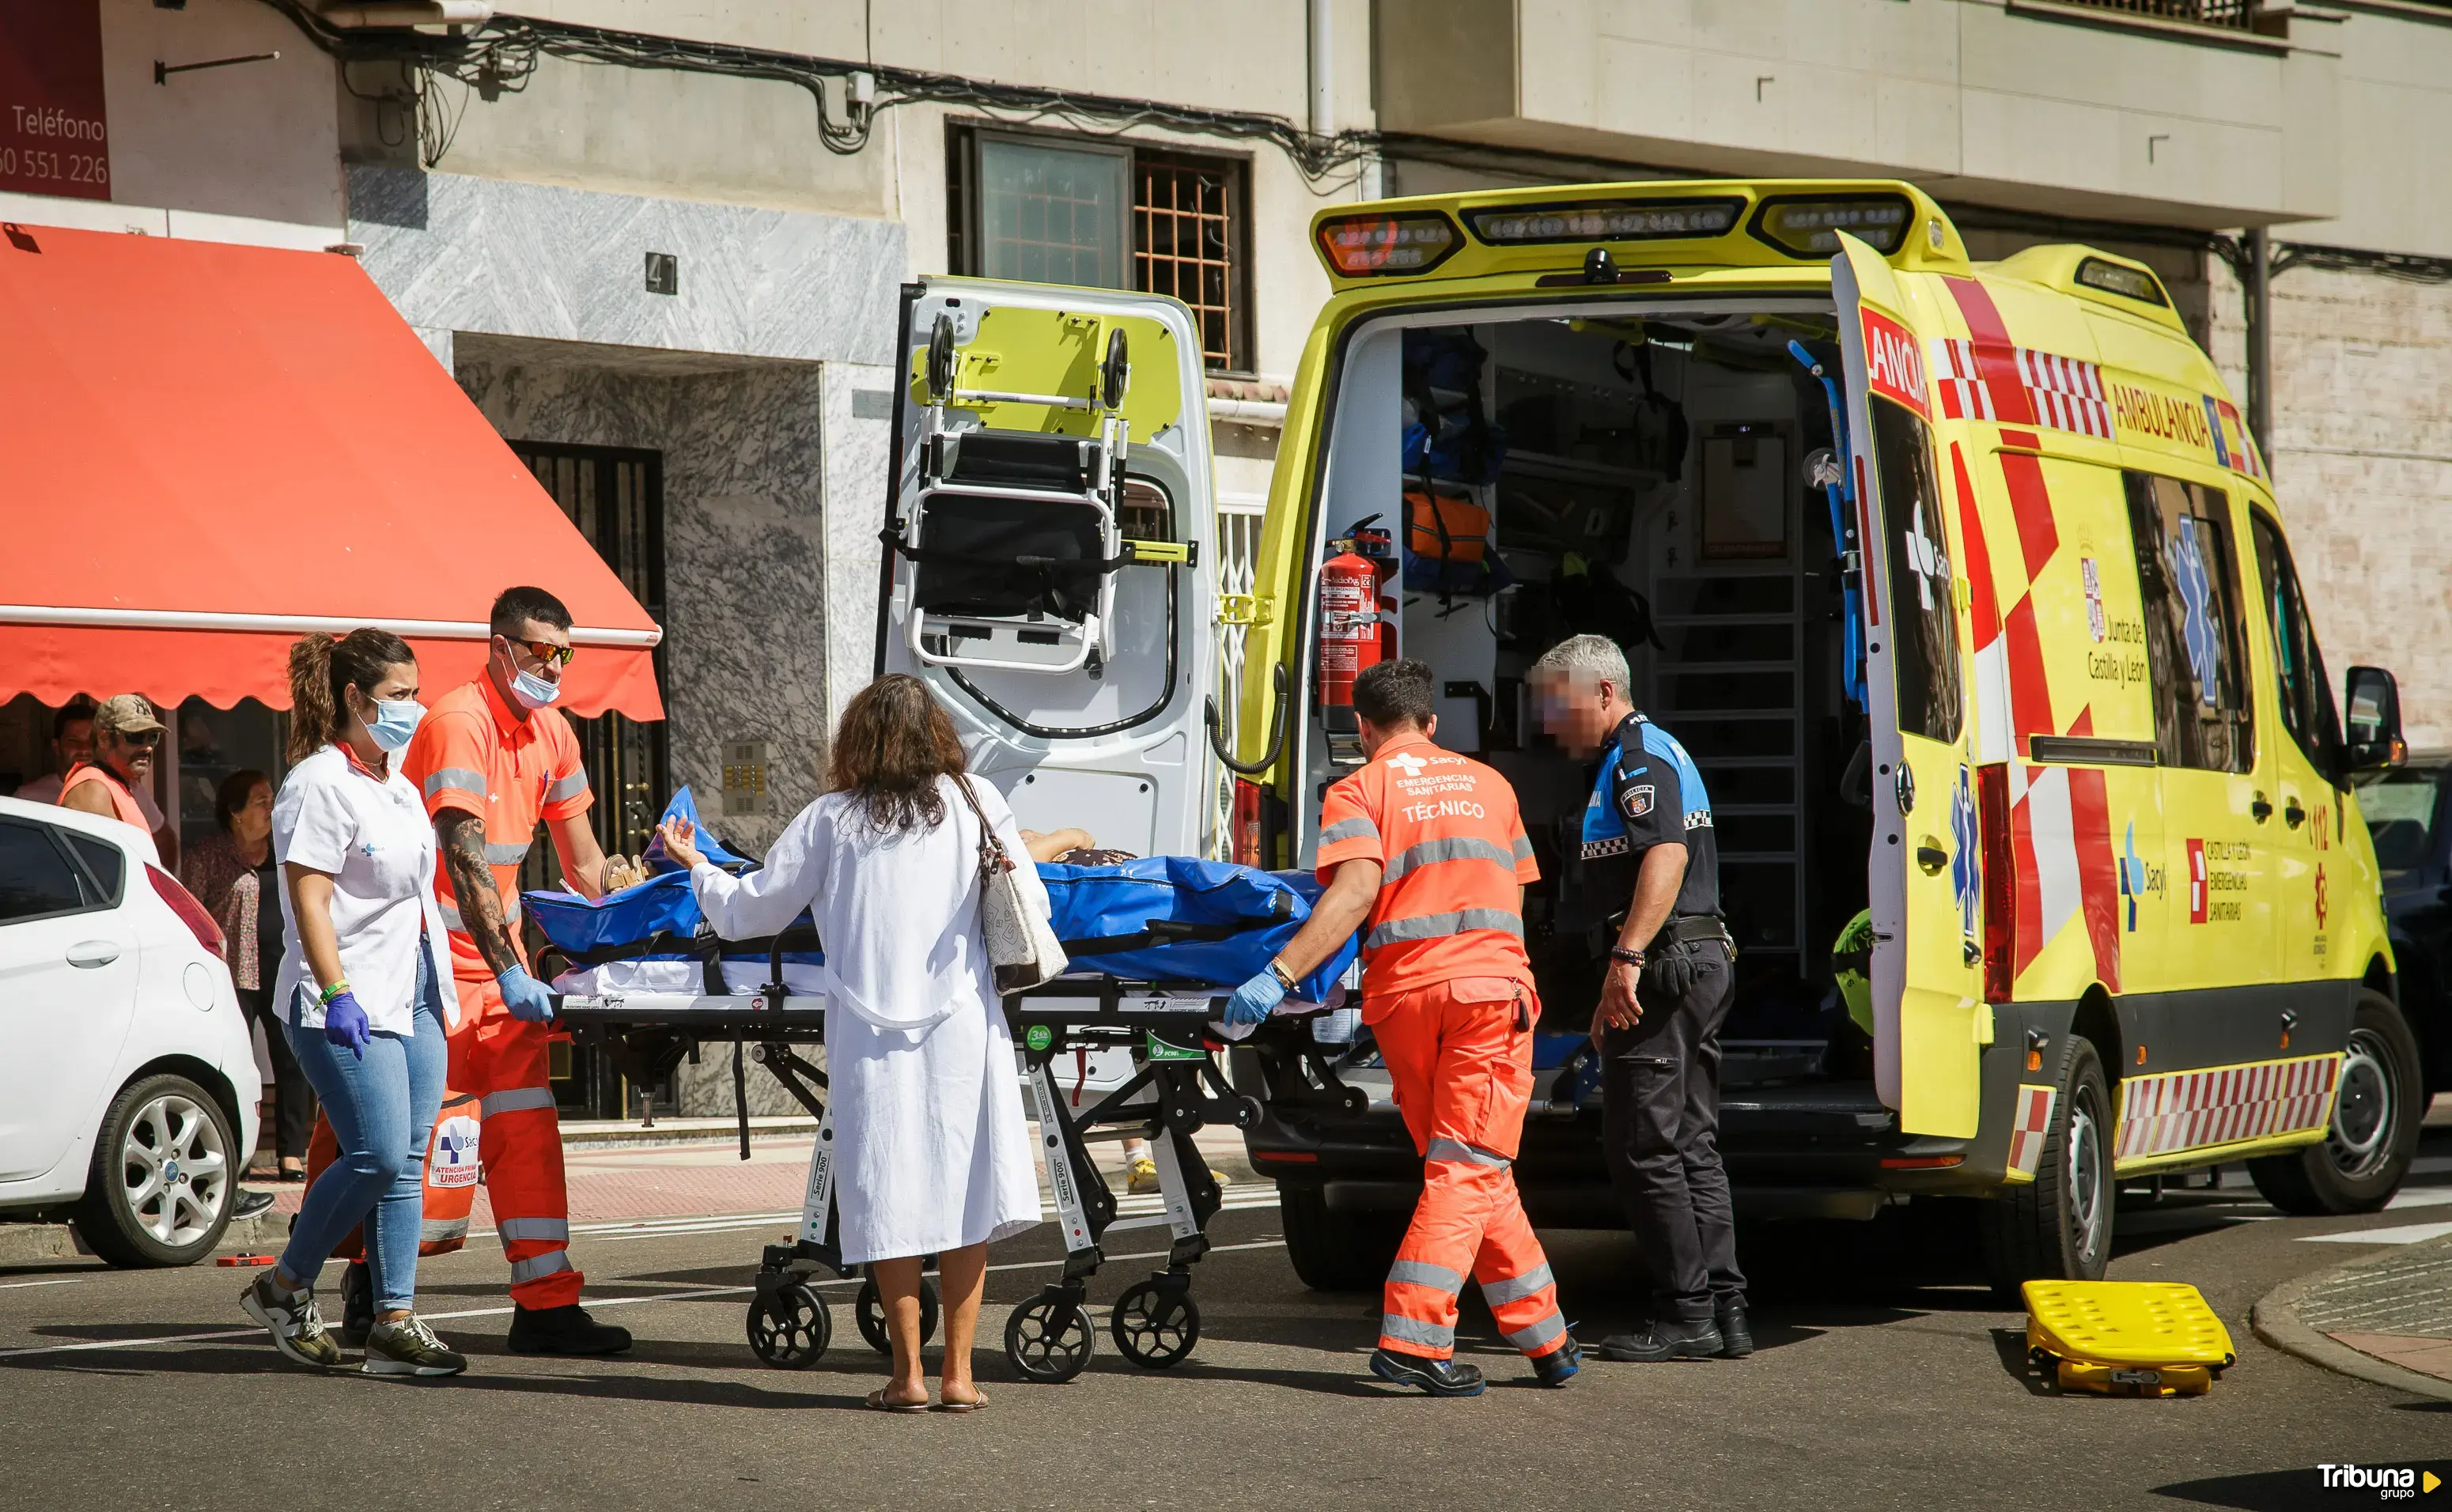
[{"left": 2022, "top": 1280, "right": 2236, "bottom": 1397}]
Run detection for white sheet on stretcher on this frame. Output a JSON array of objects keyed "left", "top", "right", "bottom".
[{"left": 552, "top": 960, "right": 830, "bottom": 996}]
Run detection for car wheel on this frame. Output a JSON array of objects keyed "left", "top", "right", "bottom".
[
  {"left": 74, "top": 1074, "right": 239, "bottom": 1268},
  {"left": 1279, "top": 1182, "right": 1402, "bottom": 1292},
  {"left": 2249, "top": 990, "right": 2423, "bottom": 1216},
  {"left": 1982, "top": 1035, "right": 2113, "bottom": 1300}
]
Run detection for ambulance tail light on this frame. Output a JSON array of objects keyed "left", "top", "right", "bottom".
[
  {"left": 1977, "top": 763, "right": 2015, "bottom": 1003},
  {"left": 1232, "top": 779, "right": 1266, "bottom": 868},
  {"left": 1314, "top": 212, "right": 1461, "bottom": 278}
]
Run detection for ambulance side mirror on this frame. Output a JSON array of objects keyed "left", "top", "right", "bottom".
[{"left": 2343, "top": 664, "right": 2407, "bottom": 777}]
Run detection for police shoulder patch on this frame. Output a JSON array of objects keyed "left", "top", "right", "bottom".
[{"left": 1621, "top": 784, "right": 1655, "bottom": 819}]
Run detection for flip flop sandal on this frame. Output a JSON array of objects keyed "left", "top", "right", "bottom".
[
  {"left": 934, "top": 1390, "right": 987, "bottom": 1414},
  {"left": 865, "top": 1389, "right": 930, "bottom": 1413}
]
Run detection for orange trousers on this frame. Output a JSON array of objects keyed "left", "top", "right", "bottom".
[
  {"left": 305, "top": 973, "right": 583, "bottom": 1310},
  {"left": 1370, "top": 975, "right": 1568, "bottom": 1363}
]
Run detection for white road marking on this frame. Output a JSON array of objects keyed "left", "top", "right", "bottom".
[
  {"left": 2299, "top": 1219, "right": 2452, "bottom": 1246},
  {"left": 2383, "top": 1185, "right": 2452, "bottom": 1210},
  {"left": 0, "top": 1280, "right": 81, "bottom": 1291},
  {"left": 0, "top": 1239, "right": 1288, "bottom": 1362}
]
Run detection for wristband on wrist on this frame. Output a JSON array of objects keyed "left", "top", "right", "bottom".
[
  {"left": 1267, "top": 959, "right": 1299, "bottom": 992},
  {"left": 1608, "top": 947, "right": 1647, "bottom": 967},
  {"left": 319, "top": 978, "right": 351, "bottom": 1005}
]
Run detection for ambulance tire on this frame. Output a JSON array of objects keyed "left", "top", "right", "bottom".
[
  {"left": 1279, "top": 1183, "right": 1403, "bottom": 1293},
  {"left": 1981, "top": 1038, "right": 2113, "bottom": 1301},
  {"left": 2248, "top": 992, "right": 2422, "bottom": 1216}
]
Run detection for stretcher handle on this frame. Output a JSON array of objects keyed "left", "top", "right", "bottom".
[{"left": 1206, "top": 663, "right": 1290, "bottom": 778}]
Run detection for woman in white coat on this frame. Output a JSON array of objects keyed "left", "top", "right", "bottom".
[{"left": 656, "top": 674, "right": 1044, "bottom": 1412}]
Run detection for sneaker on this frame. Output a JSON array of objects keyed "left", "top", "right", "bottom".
[
  {"left": 507, "top": 1302, "right": 632, "bottom": 1356},
  {"left": 1714, "top": 1300, "right": 1754, "bottom": 1359},
  {"left": 363, "top": 1314, "right": 467, "bottom": 1377},
  {"left": 1368, "top": 1348, "right": 1486, "bottom": 1397},
  {"left": 1531, "top": 1336, "right": 1583, "bottom": 1388},
  {"left": 240, "top": 1272, "right": 342, "bottom": 1370},
  {"left": 339, "top": 1259, "right": 375, "bottom": 1348},
  {"left": 233, "top": 1189, "right": 275, "bottom": 1221},
  {"left": 1598, "top": 1317, "right": 1723, "bottom": 1363},
  {"left": 1125, "top": 1156, "right": 1160, "bottom": 1195}
]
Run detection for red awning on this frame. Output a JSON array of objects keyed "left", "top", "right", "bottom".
[{"left": 0, "top": 222, "right": 664, "bottom": 719}]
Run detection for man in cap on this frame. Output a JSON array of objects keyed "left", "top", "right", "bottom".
[{"left": 56, "top": 694, "right": 179, "bottom": 866}]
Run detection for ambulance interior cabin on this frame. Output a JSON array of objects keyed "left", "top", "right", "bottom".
[{"left": 1302, "top": 299, "right": 1878, "bottom": 1086}]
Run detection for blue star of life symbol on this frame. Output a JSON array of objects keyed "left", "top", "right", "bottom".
[
  {"left": 2170, "top": 514, "right": 2221, "bottom": 706},
  {"left": 2120, "top": 821, "right": 2147, "bottom": 931},
  {"left": 1949, "top": 764, "right": 1980, "bottom": 940}
]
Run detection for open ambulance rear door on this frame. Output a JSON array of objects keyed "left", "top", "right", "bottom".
[
  {"left": 1833, "top": 237, "right": 1988, "bottom": 1138},
  {"left": 876, "top": 278, "right": 1219, "bottom": 858}
]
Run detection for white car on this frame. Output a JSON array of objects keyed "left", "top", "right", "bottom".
[{"left": 0, "top": 796, "right": 262, "bottom": 1266}]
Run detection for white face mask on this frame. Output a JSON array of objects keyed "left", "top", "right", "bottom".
[{"left": 498, "top": 641, "right": 565, "bottom": 710}]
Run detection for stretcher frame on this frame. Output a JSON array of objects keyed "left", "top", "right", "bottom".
[{"left": 553, "top": 941, "right": 1326, "bottom": 1383}]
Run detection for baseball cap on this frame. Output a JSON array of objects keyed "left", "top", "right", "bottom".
[{"left": 93, "top": 694, "right": 165, "bottom": 737}]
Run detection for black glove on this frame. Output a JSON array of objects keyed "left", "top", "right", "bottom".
[{"left": 1640, "top": 942, "right": 1701, "bottom": 1004}]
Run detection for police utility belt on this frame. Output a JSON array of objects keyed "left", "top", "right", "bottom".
[{"left": 1593, "top": 910, "right": 1734, "bottom": 1004}]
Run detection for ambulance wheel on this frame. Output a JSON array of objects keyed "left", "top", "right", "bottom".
[
  {"left": 1981, "top": 1037, "right": 2112, "bottom": 1301},
  {"left": 1005, "top": 1287, "right": 1095, "bottom": 1383},
  {"left": 747, "top": 1281, "right": 831, "bottom": 1367},
  {"left": 854, "top": 1274, "right": 940, "bottom": 1354},
  {"left": 1280, "top": 1183, "right": 1402, "bottom": 1293},
  {"left": 2249, "top": 992, "right": 2423, "bottom": 1215},
  {"left": 1110, "top": 1280, "right": 1200, "bottom": 1368}
]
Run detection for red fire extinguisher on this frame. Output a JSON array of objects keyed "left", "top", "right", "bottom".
[
  {"left": 1319, "top": 528, "right": 1383, "bottom": 737},
  {"left": 1349, "top": 515, "right": 1399, "bottom": 667}
]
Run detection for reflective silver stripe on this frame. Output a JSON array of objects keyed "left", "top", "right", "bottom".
[
  {"left": 1512, "top": 833, "right": 1534, "bottom": 863},
  {"left": 1319, "top": 816, "right": 1379, "bottom": 845},
  {"left": 422, "top": 767, "right": 487, "bottom": 799},
  {"left": 1426, "top": 1136, "right": 1510, "bottom": 1168},
  {"left": 1364, "top": 908, "right": 1524, "bottom": 950},
  {"left": 1480, "top": 1263, "right": 1556, "bottom": 1306},
  {"left": 545, "top": 771, "right": 589, "bottom": 803},
  {"left": 422, "top": 1217, "right": 469, "bottom": 1246},
  {"left": 497, "top": 1216, "right": 569, "bottom": 1246},
  {"left": 437, "top": 896, "right": 517, "bottom": 934},
  {"left": 1502, "top": 1311, "right": 1568, "bottom": 1352},
  {"left": 1386, "top": 1260, "right": 1466, "bottom": 1295},
  {"left": 479, "top": 1087, "right": 556, "bottom": 1117},
  {"left": 483, "top": 840, "right": 532, "bottom": 867},
  {"left": 509, "top": 1249, "right": 573, "bottom": 1286},
  {"left": 1379, "top": 1314, "right": 1455, "bottom": 1349},
  {"left": 1383, "top": 836, "right": 1520, "bottom": 883}
]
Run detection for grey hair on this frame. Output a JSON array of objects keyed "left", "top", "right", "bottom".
[{"left": 1530, "top": 634, "right": 1632, "bottom": 694}]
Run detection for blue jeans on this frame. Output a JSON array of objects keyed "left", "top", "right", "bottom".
[{"left": 282, "top": 944, "right": 448, "bottom": 1312}]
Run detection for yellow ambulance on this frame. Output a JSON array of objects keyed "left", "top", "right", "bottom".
[
  {"left": 1214, "top": 179, "right": 2424, "bottom": 1291},
  {"left": 873, "top": 178, "right": 2425, "bottom": 1292}
]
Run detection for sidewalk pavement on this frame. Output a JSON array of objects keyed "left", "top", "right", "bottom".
[{"left": 2254, "top": 1230, "right": 2452, "bottom": 1402}]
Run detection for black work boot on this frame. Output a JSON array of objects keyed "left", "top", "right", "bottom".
[
  {"left": 1369, "top": 1348, "right": 1486, "bottom": 1397},
  {"left": 507, "top": 1302, "right": 633, "bottom": 1356},
  {"left": 1714, "top": 1299, "right": 1754, "bottom": 1359},
  {"left": 1531, "top": 1335, "right": 1583, "bottom": 1388},
  {"left": 339, "top": 1260, "right": 375, "bottom": 1349},
  {"left": 1598, "top": 1316, "right": 1723, "bottom": 1362}
]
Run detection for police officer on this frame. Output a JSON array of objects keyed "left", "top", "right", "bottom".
[{"left": 1531, "top": 634, "right": 1749, "bottom": 1363}]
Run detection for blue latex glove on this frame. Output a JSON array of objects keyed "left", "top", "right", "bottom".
[
  {"left": 497, "top": 965, "right": 557, "bottom": 1023},
  {"left": 1222, "top": 969, "right": 1288, "bottom": 1027},
  {"left": 322, "top": 990, "right": 371, "bottom": 1060}
]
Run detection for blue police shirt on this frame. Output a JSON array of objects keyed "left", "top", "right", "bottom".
[{"left": 1580, "top": 711, "right": 1720, "bottom": 920}]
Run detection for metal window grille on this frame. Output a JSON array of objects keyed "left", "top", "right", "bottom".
[
  {"left": 1209, "top": 492, "right": 1268, "bottom": 853},
  {"left": 1135, "top": 153, "right": 1247, "bottom": 372},
  {"left": 2049, "top": 0, "right": 2259, "bottom": 28}
]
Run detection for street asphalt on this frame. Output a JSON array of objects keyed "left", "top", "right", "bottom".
[{"left": 4, "top": 1131, "right": 2448, "bottom": 1511}]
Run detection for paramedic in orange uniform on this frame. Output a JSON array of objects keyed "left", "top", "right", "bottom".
[
  {"left": 1223, "top": 659, "right": 1580, "bottom": 1397},
  {"left": 403, "top": 585, "right": 628, "bottom": 1355}
]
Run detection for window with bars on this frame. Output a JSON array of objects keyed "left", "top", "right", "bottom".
[{"left": 948, "top": 124, "right": 1252, "bottom": 373}]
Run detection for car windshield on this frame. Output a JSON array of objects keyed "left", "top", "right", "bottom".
[{"left": 2358, "top": 766, "right": 2443, "bottom": 871}]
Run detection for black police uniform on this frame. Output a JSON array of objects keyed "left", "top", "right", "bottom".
[{"left": 1580, "top": 709, "right": 1746, "bottom": 1329}]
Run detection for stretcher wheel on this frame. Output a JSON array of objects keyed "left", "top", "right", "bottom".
[
  {"left": 1005, "top": 1287, "right": 1095, "bottom": 1383},
  {"left": 854, "top": 1275, "right": 940, "bottom": 1355},
  {"left": 1109, "top": 1280, "right": 1199, "bottom": 1369},
  {"left": 747, "top": 1281, "right": 831, "bottom": 1368}
]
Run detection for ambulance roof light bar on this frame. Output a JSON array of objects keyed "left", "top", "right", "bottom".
[
  {"left": 1463, "top": 195, "right": 1745, "bottom": 247},
  {"left": 1314, "top": 211, "right": 1462, "bottom": 277},
  {"left": 1746, "top": 192, "right": 1914, "bottom": 258}
]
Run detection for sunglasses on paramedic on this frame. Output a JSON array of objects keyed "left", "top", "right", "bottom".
[{"left": 506, "top": 637, "right": 577, "bottom": 669}]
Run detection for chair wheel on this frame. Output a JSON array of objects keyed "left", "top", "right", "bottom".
[
  {"left": 747, "top": 1281, "right": 830, "bottom": 1368},
  {"left": 1005, "top": 1287, "right": 1095, "bottom": 1383},
  {"left": 1110, "top": 1278, "right": 1200, "bottom": 1368},
  {"left": 855, "top": 1274, "right": 940, "bottom": 1354}
]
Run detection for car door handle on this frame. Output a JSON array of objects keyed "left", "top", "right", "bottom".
[
  {"left": 2250, "top": 792, "right": 2273, "bottom": 823},
  {"left": 1916, "top": 841, "right": 1950, "bottom": 875},
  {"left": 66, "top": 940, "right": 121, "bottom": 970},
  {"left": 2284, "top": 798, "right": 2306, "bottom": 829}
]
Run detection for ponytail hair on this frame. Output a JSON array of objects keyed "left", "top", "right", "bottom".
[{"left": 286, "top": 628, "right": 416, "bottom": 762}]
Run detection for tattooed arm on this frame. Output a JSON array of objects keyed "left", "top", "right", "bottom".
[{"left": 436, "top": 807, "right": 520, "bottom": 977}]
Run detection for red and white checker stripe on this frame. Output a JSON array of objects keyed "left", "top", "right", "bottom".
[
  {"left": 2113, "top": 1053, "right": 2341, "bottom": 1163},
  {"left": 1927, "top": 335, "right": 2113, "bottom": 442},
  {"left": 2006, "top": 1083, "right": 2058, "bottom": 1179},
  {"left": 1933, "top": 338, "right": 1996, "bottom": 421},
  {"left": 2015, "top": 348, "right": 2113, "bottom": 440}
]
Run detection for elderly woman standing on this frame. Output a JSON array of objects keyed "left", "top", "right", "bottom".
[{"left": 657, "top": 675, "right": 1045, "bottom": 1412}]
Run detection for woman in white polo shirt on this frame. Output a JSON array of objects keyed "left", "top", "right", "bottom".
[{"left": 237, "top": 629, "right": 461, "bottom": 1378}]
